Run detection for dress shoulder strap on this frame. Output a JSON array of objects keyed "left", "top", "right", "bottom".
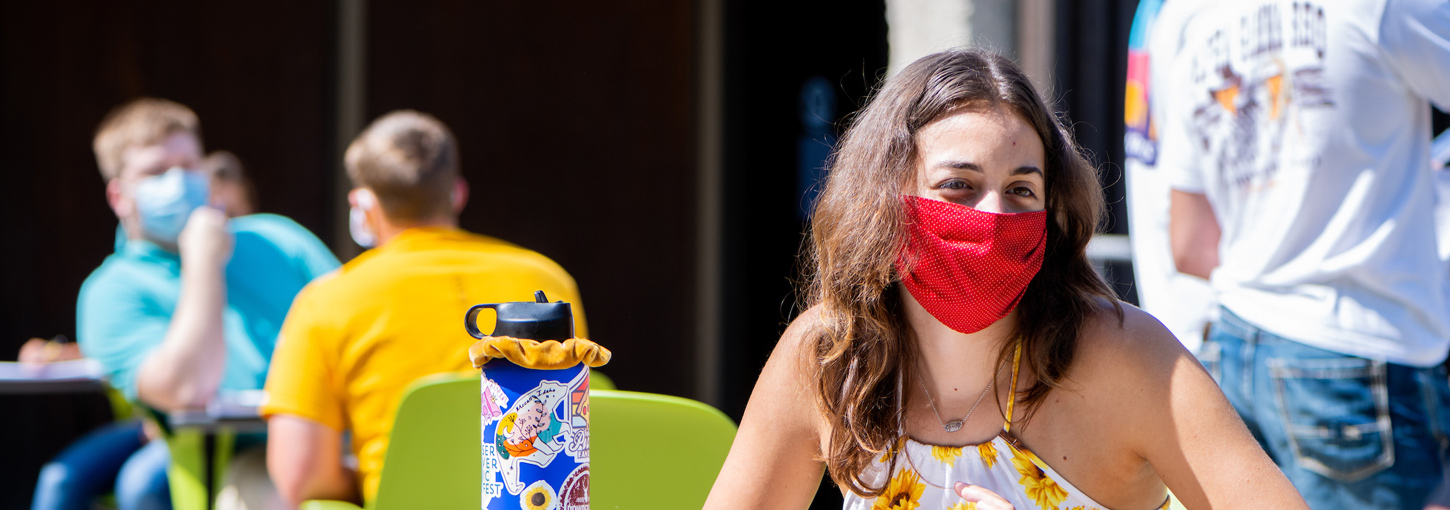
[{"left": 1003, "top": 340, "right": 1023, "bottom": 433}]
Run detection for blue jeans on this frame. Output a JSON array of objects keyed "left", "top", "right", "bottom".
[
  {"left": 1199, "top": 307, "right": 1450, "bottom": 510},
  {"left": 31, "top": 420, "right": 171, "bottom": 510}
]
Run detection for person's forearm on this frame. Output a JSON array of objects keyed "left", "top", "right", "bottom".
[
  {"left": 288, "top": 465, "right": 360, "bottom": 506},
  {"left": 1169, "top": 190, "right": 1221, "bottom": 280},
  {"left": 268, "top": 415, "right": 363, "bottom": 505},
  {"left": 137, "top": 261, "right": 228, "bottom": 410}
]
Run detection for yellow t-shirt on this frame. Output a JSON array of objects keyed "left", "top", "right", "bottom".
[{"left": 260, "top": 228, "right": 587, "bottom": 501}]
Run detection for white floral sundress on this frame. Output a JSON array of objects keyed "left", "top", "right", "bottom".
[{"left": 842, "top": 344, "right": 1174, "bottom": 510}]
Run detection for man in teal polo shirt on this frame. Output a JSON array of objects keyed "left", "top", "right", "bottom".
[{"left": 63, "top": 98, "right": 337, "bottom": 510}]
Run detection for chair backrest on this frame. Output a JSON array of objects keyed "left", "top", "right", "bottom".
[
  {"left": 590, "top": 389, "right": 736, "bottom": 509},
  {"left": 371, "top": 374, "right": 480, "bottom": 510},
  {"left": 590, "top": 370, "right": 617, "bottom": 390}
]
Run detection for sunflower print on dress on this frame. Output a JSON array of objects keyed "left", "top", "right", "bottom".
[
  {"left": 932, "top": 445, "right": 964, "bottom": 463},
  {"left": 1009, "top": 445, "right": 1069, "bottom": 509},
  {"left": 948, "top": 502, "right": 977, "bottom": 510},
  {"left": 977, "top": 442, "right": 999, "bottom": 469},
  {"left": 872, "top": 468, "right": 925, "bottom": 510}
]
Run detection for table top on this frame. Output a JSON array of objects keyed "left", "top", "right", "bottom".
[
  {"left": 0, "top": 359, "right": 107, "bottom": 395},
  {"left": 168, "top": 409, "right": 268, "bottom": 433},
  {"left": 167, "top": 390, "right": 268, "bottom": 432}
]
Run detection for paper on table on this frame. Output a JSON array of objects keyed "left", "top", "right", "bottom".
[
  {"left": 1434, "top": 130, "right": 1450, "bottom": 169},
  {"left": 0, "top": 358, "right": 105, "bottom": 381},
  {"left": 206, "top": 389, "right": 266, "bottom": 419}
]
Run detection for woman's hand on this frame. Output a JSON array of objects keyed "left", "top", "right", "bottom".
[{"left": 953, "top": 482, "right": 1013, "bottom": 510}]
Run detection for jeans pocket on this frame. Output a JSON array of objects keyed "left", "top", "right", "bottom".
[
  {"left": 1196, "top": 340, "right": 1222, "bottom": 384},
  {"left": 1268, "top": 356, "right": 1393, "bottom": 482}
]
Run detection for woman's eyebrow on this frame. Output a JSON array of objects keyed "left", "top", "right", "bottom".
[
  {"left": 935, "top": 160, "right": 982, "bottom": 172},
  {"left": 1012, "top": 166, "right": 1043, "bottom": 177}
]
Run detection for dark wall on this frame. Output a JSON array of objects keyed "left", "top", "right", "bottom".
[
  {"left": 719, "top": 0, "right": 888, "bottom": 418},
  {"left": 365, "top": 0, "right": 698, "bottom": 397},
  {"left": 0, "top": 0, "right": 336, "bottom": 359},
  {"left": 720, "top": 0, "right": 889, "bottom": 506},
  {"left": 0, "top": 1, "right": 336, "bottom": 506},
  {"left": 1056, "top": 0, "right": 1141, "bottom": 303}
]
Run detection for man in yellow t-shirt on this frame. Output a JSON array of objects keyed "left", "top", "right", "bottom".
[{"left": 260, "top": 110, "right": 587, "bottom": 506}]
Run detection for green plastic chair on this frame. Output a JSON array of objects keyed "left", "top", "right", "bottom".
[
  {"left": 589, "top": 389, "right": 736, "bottom": 509},
  {"left": 131, "top": 403, "right": 238, "bottom": 510},
  {"left": 164, "top": 428, "right": 237, "bottom": 510},
  {"left": 301, "top": 373, "right": 734, "bottom": 510},
  {"left": 590, "top": 370, "right": 617, "bottom": 391}
]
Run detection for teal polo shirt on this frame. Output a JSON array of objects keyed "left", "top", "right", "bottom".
[{"left": 78, "top": 213, "right": 340, "bottom": 401}]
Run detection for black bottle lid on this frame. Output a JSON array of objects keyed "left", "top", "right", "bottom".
[{"left": 464, "top": 290, "right": 574, "bottom": 341}]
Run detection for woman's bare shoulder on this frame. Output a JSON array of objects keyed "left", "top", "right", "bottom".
[
  {"left": 775, "top": 304, "right": 840, "bottom": 371},
  {"left": 753, "top": 303, "right": 826, "bottom": 421},
  {"left": 1071, "top": 299, "right": 1193, "bottom": 390}
]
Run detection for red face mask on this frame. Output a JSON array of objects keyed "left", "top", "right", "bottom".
[{"left": 896, "top": 195, "right": 1047, "bottom": 334}]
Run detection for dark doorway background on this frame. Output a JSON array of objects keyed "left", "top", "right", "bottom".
[
  {"left": 364, "top": 0, "right": 699, "bottom": 406},
  {"left": 719, "top": 0, "right": 889, "bottom": 506},
  {"left": 1055, "top": 0, "right": 1142, "bottom": 305}
]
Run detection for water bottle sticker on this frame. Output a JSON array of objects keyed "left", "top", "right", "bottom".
[
  {"left": 482, "top": 479, "right": 503, "bottom": 502},
  {"left": 482, "top": 378, "right": 509, "bottom": 423},
  {"left": 495, "top": 380, "right": 569, "bottom": 494},
  {"left": 564, "top": 429, "right": 589, "bottom": 463},
  {"left": 567, "top": 370, "right": 589, "bottom": 429},
  {"left": 482, "top": 448, "right": 504, "bottom": 508},
  {"left": 559, "top": 465, "right": 590, "bottom": 510},
  {"left": 565, "top": 371, "right": 590, "bottom": 462},
  {"left": 520, "top": 480, "right": 557, "bottom": 510}
]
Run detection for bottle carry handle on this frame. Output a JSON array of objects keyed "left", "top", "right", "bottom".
[
  {"left": 464, "top": 303, "right": 499, "bottom": 339},
  {"left": 463, "top": 291, "right": 553, "bottom": 339}
]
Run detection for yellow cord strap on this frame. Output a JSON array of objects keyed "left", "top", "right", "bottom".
[{"left": 1004, "top": 341, "right": 1023, "bottom": 433}]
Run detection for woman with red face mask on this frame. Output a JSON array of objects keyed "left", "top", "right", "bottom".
[{"left": 705, "top": 49, "right": 1308, "bottom": 510}]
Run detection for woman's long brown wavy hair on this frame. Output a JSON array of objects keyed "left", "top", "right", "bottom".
[{"left": 802, "top": 48, "right": 1122, "bottom": 497}]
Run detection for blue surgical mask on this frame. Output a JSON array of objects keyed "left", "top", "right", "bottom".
[
  {"left": 349, "top": 189, "right": 378, "bottom": 248},
  {"left": 133, "top": 167, "right": 210, "bottom": 245}
]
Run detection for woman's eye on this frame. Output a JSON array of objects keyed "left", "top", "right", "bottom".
[
  {"left": 937, "top": 180, "right": 970, "bottom": 190},
  {"left": 1009, "top": 186, "right": 1036, "bottom": 198}
]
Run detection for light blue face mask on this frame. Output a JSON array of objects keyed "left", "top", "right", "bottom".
[{"left": 133, "top": 167, "right": 210, "bottom": 245}]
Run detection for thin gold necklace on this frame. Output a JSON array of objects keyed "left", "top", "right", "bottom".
[{"left": 916, "top": 356, "right": 1010, "bottom": 433}]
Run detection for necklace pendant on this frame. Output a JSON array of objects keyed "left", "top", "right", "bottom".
[{"left": 943, "top": 420, "right": 963, "bottom": 432}]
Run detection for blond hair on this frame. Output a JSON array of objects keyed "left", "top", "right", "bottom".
[
  {"left": 345, "top": 110, "right": 459, "bottom": 221},
  {"left": 92, "top": 98, "right": 202, "bottom": 181}
]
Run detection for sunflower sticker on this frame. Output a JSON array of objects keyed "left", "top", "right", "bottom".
[{"left": 520, "top": 480, "right": 557, "bottom": 510}]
